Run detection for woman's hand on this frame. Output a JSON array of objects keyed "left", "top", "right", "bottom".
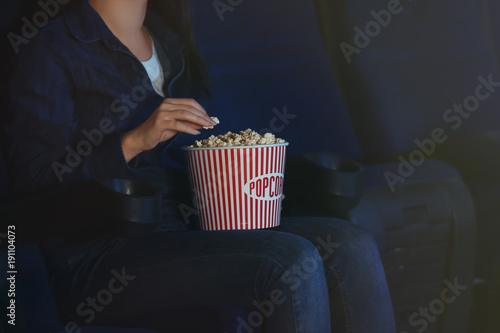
[{"left": 121, "top": 98, "right": 217, "bottom": 162}]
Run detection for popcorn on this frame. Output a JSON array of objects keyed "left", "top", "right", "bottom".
[
  {"left": 190, "top": 128, "right": 286, "bottom": 148},
  {"left": 203, "top": 117, "right": 220, "bottom": 130}
]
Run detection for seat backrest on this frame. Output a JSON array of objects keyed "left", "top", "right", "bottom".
[
  {"left": 181, "top": 0, "right": 363, "bottom": 164},
  {"left": 316, "top": 0, "right": 500, "bottom": 161}
]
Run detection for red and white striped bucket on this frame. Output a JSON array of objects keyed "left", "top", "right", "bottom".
[{"left": 183, "top": 143, "right": 289, "bottom": 230}]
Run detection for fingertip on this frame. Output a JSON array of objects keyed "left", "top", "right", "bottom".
[{"left": 192, "top": 129, "right": 201, "bottom": 135}]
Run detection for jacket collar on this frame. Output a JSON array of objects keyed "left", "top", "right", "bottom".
[
  {"left": 64, "top": 0, "right": 186, "bottom": 97},
  {"left": 64, "top": 0, "right": 182, "bottom": 53},
  {"left": 65, "top": 0, "right": 117, "bottom": 47}
]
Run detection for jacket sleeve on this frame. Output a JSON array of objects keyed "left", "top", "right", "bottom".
[{"left": 6, "top": 39, "right": 137, "bottom": 199}]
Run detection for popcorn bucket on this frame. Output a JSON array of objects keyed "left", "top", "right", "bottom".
[{"left": 183, "top": 143, "right": 289, "bottom": 230}]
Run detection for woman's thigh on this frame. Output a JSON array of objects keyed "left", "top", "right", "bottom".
[{"left": 51, "top": 228, "right": 331, "bottom": 332}]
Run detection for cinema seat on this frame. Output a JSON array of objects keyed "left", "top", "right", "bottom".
[
  {"left": 188, "top": 0, "right": 477, "bottom": 332},
  {"left": 314, "top": 0, "right": 499, "bottom": 331}
]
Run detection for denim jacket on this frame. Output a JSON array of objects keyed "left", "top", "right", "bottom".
[
  {"left": 6, "top": 1, "right": 194, "bottom": 227},
  {"left": 7, "top": 2, "right": 185, "bottom": 186}
]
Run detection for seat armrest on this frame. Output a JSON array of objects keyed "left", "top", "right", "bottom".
[
  {"left": 0, "top": 179, "right": 161, "bottom": 245},
  {"left": 283, "top": 152, "right": 365, "bottom": 216}
]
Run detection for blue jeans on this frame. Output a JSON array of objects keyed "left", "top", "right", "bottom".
[{"left": 48, "top": 217, "right": 396, "bottom": 333}]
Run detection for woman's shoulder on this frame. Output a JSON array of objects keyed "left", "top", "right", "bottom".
[
  {"left": 12, "top": 1, "right": 107, "bottom": 62},
  {"left": 12, "top": 17, "right": 77, "bottom": 67}
]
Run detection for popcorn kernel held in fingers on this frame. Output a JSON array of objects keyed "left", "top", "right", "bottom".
[{"left": 203, "top": 116, "right": 220, "bottom": 130}]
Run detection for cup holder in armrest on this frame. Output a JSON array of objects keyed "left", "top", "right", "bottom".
[
  {"left": 93, "top": 178, "right": 161, "bottom": 224},
  {"left": 284, "top": 152, "right": 365, "bottom": 215},
  {"left": 97, "top": 178, "right": 159, "bottom": 197}
]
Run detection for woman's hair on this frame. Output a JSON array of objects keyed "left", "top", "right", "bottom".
[{"left": 149, "top": 0, "right": 210, "bottom": 97}]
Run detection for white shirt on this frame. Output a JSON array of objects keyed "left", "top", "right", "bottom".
[{"left": 141, "top": 40, "right": 165, "bottom": 97}]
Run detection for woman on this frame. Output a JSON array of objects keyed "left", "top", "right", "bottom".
[{"left": 5, "top": 0, "right": 396, "bottom": 332}]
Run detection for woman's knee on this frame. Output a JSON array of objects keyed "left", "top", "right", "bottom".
[
  {"left": 256, "top": 231, "right": 323, "bottom": 270},
  {"left": 251, "top": 232, "right": 328, "bottom": 299}
]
